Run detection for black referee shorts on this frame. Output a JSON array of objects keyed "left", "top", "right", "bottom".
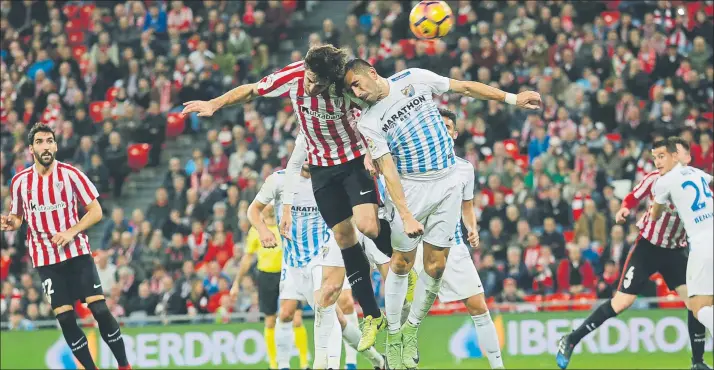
[
  {"left": 309, "top": 156, "right": 380, "bottom": 228},
  {"left": 36, "top": 254, "right": 104, "bottom": 310},
  {"left": 617, "top": 237, "right": 688, "bottom": 295},
  {"left": 257, "top": 271, "right": 281, "bottom": 316}
]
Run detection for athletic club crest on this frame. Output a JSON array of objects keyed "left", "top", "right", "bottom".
[
  {"left": 401, "top": 85, "right": 415, "bottom": 97},
  {"left": 54, "top": 182, "right": 64, "bottom": 192}
]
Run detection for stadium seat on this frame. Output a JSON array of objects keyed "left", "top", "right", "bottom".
[
  {"left": 544, "top": 293, "right": 571, "bottom": 312},
  {"left": 166, "top": 113, "right": 186, "bottom": 138},
  {"left": 105, "top": 87, "right": 119, "bottom": 103},
  {"left": 127, "top": 143, "right": 151, "bottom": 171},
  {"left": 88, "top": 101, "right": 110, "bottom": 123},
  {"left": 572, "top": 292, "right": 597, "bottom": 311},
  {"left": 523, "top": 294, "right": 544, "bottom": 311},
  {"left": 68, "top": 31, "right": 85, "bottom": 46}
]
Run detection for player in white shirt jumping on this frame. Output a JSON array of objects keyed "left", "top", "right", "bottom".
[
  {"left": 406, "top": 108, "right": 504, "bottom": 369},
  {"left": 650, "top": 139, "right": 714, "bottom": 336},
  {"left": 343, "top": 58, "right": 540, "bottom": 369},
  {"left": 245, "top": 164, "right": 385, "bottom": 369}
]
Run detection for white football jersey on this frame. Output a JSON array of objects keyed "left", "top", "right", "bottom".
[
  {"left": 652, "top": 164, "right": 714, "bottom": 251},
  {"left": 358, "top": 68, "right": 456, "bottom": 181}
]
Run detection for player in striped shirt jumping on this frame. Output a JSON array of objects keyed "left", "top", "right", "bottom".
[
  {"left": 556, "top": 137, "right": 710, "bottom": 370},
  {"left": 343, "top": 59, "right": 540, "bottom": 369},
  {"left": 245, "top": 164, "right": 385, "bottom": 369},
  {"left": 1, "top": 124, "right": 131, "bottom": 370},
  {"left": 182, "top": 45, "right": 395, "bottom": 351}
]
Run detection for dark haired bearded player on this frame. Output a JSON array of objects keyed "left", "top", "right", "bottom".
[
  {"left": 181, "top": 44, "right": 398, "bottom": 357},
  {"left": 1, "top": 123, "right": 130, "bottom": 370}
]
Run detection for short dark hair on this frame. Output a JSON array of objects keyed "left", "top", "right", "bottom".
[
  {"left": 667, "top": 136, "right": 690, "bottom": 152},
  {"left": 304, "top": 44, "right": 348, "bottom": 82},
  {"left": 344, "top": 58, "right": 373, "bottom": 74},
  {"left": 438, "top": 108, "right": 457, "bottom": 123},
  {"left": 27, "top": 123, "right": 55, "bottom": 145},
  {"left": 652, "top": 139, "right": 677, "bottom": 153}
]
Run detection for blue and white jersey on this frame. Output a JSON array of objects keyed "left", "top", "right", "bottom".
[
  {"left": 254, "top": 170, "right": 332, "bottom": 267},
  {"left": 452, "top": 157, "right": 476, "bottom": 248},
  {"left": 653, "top": 164, "right": 714, "bottom": 251},
  {"left": 358, "top": 68, "right": 456, "bottom": 180}
]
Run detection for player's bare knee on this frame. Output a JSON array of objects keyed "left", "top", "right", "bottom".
[
  {"left": 332, "top": 220, "right": 358, "bottom": 248},
  {"left": 292, "top": 311, "right": 303, "bottom": 327},
  {"left": 355, "top": 218, "right": 379, "bottom": 240},
  {"left": 464, "top": 294, "right": 489, "bottom": 316},
  {"left": 53, "top": 305, "right": 74, "bottom": 316},
  {"left": 265, "top": 314, "right": 277, "bottom": 328},
  {"left": 611, "top": 292, "right": 636, "bottom": 313},
  {"left": 319, "top": 284, "right": 342, "bottom": 307},
  {"left": 338, "top": 290, "right": 355, "bottom": 314},
  {"left": 390, "top": 251, "right": 413, "bottom": 274},
  {"left": 423, "top": 250, "right": 447, "bottom": 279}
]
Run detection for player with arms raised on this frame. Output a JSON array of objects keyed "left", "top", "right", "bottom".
[
  {"left": 182, "top": 45, "right": 393, "bottom": 350},
  {"left": 556, "top": 137, "right": 709, "bottom": 370},
  {"left": 1, "top": 124, "right": 130, "bottom": 370},
  {"left": 650, "top": 140, "right": 714, "bottom": 337},
  {"left": 343, "top": 59, "right": 540, "bottom": 369}
]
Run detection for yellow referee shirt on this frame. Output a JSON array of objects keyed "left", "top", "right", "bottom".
[{"left": 245, "top": 226, "right": 282, "bottom": 273}]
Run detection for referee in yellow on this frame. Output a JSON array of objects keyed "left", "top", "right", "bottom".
[{"left": 230, "top": 204, "right": 309, "bottom": 369}]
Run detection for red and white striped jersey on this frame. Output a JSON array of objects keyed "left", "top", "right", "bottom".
[
  {"left": 621, "top": 170, "right": 687, "bottom": 249},
  {"left": 255, "top": 61, "right": 365, "bottom": 167},
  {"left": 9, "top": 161, "right": 100, "bottom": 267}
]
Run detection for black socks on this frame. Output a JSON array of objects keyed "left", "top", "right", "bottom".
[
  {"left": 570, "top": 299, "right": 618, "bottom": 345},
  {"left": 341, "top": 243, "right": 381, "bottom": 318},
  {"left": 372, "top": 219, "right": 393, "bottom": 257},
  {"left": 57, "top": 310, "right": 97, "bottom": 370},
  {"left": 89, "top": 300, "right": 129, "bottom": 367},
  {"left": 688, "top": 309, "right": 706, "bottom": 364}
]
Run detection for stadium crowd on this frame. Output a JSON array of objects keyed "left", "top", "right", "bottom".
[{"left": 1, "top": 0, "right": 713, "bottom": 329}]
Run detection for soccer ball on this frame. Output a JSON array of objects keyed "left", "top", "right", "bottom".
[{"left": 409, "top": 1, "right": 453, "bottom": 39}]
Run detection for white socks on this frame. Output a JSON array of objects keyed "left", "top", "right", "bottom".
[
  {"left": 343, "top": 311, "right": 359, "bottom": 365},
  {"left": 313, "top": 304, "right": 337, "bottom": 369},
  {"left": 275, "top": 318, "right": 293, "bottom": 369},
  {"left": 341, "top": 315, "right": 384, "bottom": 367},
  {"left": 696, "top": 306, "right": 714, "bottom": 336},
  {"left": 385, "top": 269, "right": 409, "bottom": 333},
  {"left": 327, "top": 312, "right": 342, "bottom": 369},
  {"left": 471, "top": 312, "right": 504, "bottom": 369},
  {"left": 407, "top": 270, "right": 441, "bottom": 327}
]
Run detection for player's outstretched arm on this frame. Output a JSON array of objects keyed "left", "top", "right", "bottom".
[
  {"left": 448, "top": 79, "right": 541, "bottom": 110},
  {"left": 375, "top": 153, "right": 424, "bottom": 238},
  {"left": 182, "top": 83, "right": 259, "bottom": 117}
]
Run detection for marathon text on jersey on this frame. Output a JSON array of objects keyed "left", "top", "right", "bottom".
[{"left": 382, "top": 95, "right": 428, "bottom": 132}]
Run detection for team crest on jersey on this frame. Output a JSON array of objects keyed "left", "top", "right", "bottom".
[
  {"left": 401, "top": 85, "right": 415, "bottom": 97},
  {"left": 54, "top": 182, "right": 64, "bottom": 192},
  {"left": 366, "top": 137, "right": 378, "bottom": 153}
]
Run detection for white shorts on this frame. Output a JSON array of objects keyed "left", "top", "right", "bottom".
[
  {"left": 279, "top": 236, "right": 350, "bottom": 306},
  {"left": 687, "top": 236, "right": 713, "bottom": 297},
  {"left": 413, "top": 243, "right": 483, "bottom": 302},
  {"left": 385, "top": 169, "right": 462, "bottom": 252}
]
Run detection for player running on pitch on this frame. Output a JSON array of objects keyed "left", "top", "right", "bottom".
[
  {"left": 182, "top": 45, "right": 392, "bottom": 350},
  {"left": 244, "top": 163, "right": 385, "bottom": 369},
  {"left": 1, "top": 124, "right": 131, "bottom": 370},
  {"left": 556, "top": 137, "right": 710, "bottom": 370},
  {"left": 343, "top": 59, "right": 540, "bottom": 369},
  {"left": 401, "top": 108, "right": 504, "bottom": 369},
  {"left": 650, "top": 140, "right": 713, "bottom": 338}
]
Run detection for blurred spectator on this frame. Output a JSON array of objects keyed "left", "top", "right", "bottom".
[
  {"left": 596, "top": 260, "right": 619, "bottom": 299},
  {"left": 556, "top": 244, "right": 596, "bottom": 294},
  {"left": 574, "top": 199, "right": 607, "bottom": 245},
  {"left": 496, "top": 278, "right": 525, "bottom": 303},
  {"left": 96, "top": 251, "right": 117, "bottom": 295},
  {"left": 164, "top": 234, "right": 192, "bottom": 275}
]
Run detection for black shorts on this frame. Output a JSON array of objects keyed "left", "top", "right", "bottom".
[
  {"left": 257, "top": 271, "right": 281, "bottom": 315},
  {"left": 309, "top": 156, "right": 379, "bottom": 228},
  {"left": 36, "top": 254, "right": 104, "bottom": 310},
  {"left": 617, "top": 237, "right": 688, "bottom": 295}
]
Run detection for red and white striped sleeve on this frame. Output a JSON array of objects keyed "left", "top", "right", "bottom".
[
  {"left": 62, "top": 164, "right": 99, "bottom": 207},
  {"left": 621, "top": 171, "right": 659, "bottom": 210},
  {"left": 255, "top": 61, "right": 304, "bottom": 98},
  {"left": 9, "top": 173, "right": 25, "bottom": 217}
]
